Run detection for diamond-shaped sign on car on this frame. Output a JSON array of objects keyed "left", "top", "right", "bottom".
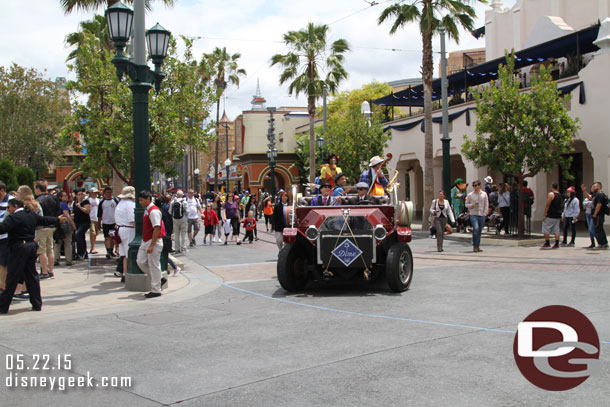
[{"left": 332, "top": 239, "right": 363, "bottom": 267}]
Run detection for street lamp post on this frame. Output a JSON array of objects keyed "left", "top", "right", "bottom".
[
  {"left": 224, "top": 159, "right": 231, "bottom": 194},
  {"left": 105, "top": 0, "right": 170, "bottom": 291},
  {"left": 266, "top": 107, "right": 277, "bottom": 199},
  {"left": 266, "top": 148, "right": 277, "bottom": 199},
  {"left": 222, "top": 122, "right": 230, "bottom": 193},
  {"left": 361, "top": 100, "right": 372, "bottom": 126},
  {"left": 194, "top": 168, "right": 200, "bottom": 193},
  {"left": 440, "top": 26, "right": 452, "bottom": 198},
  {"left": 317, "top": 136, "right": 326, "bottom": 163}
]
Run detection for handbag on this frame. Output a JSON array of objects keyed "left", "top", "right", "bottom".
[
  {"left": 428, "top": 200, "right": 437, "bottom": 225},
  {"left": 53, "top": 226, "right": 66, "bottom": 241},
  {"left": 112, "top": 225, "right": 122, "bottom": 244}
]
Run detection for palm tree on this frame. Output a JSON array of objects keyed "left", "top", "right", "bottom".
[
  {"left": 203, "top": 47, "right": 246, "bottom": 192},
  {"left": 378, "top": 0, "right": 481, "bottom": 229},
  {"left": 60, "top": 0, "right": 174, "bottom": 14},
  {"left": 271, "top": 22, "right": 350, "bottom": 183},
  {"left": 65, "top": 14, "right": 111, "bottom": 62}
]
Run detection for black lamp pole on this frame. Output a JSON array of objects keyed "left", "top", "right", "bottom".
[
  {"left": 105, "top": 0, "right": 170, "bottom": 287},
  {"left": 267, "top": 107, "right": 277, "bottom": 198},
  {"left": 440, "top": 27, "right": 452, "bottom": 198}
]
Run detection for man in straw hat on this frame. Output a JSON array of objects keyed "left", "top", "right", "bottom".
[
  {"left": 359, "top": 155, "right": 388, "bottom": 196},
  {"left": 114, "top": 186, "right": 136, "bottom": 282},
  {"left": 484, "top": 176, "right": 494, "bottom": 195}
]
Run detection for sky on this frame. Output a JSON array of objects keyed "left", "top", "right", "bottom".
[{"left": 1, "top": 0, "right": 516, "bottom": 120}]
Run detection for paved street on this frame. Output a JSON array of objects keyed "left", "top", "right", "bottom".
[{"left": 0, "top": 231, "right": 609, "bottom": 406}]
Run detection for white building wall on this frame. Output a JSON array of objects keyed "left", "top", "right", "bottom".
[
  {"left": 384, "top": 63, "right": 608, "bottom": 227},
  {"left": 485, "top": 0, "right": 610, "bottom": 60}
]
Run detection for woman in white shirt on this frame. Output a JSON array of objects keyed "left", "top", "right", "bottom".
[
  {"left": 114, "top": 187, "right": 136, "bottom": 280},
  {"left": 561, "top": 186, "right": 580, "bottom": 247},
  {"left": 430, "top": 191, "right": 455, "bottom": 252}
]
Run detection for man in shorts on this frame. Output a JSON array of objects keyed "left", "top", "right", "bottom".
[
  {"left": 186, "top": 189, "right": 202, "bottom": 246},
  {"left": 98, "top": 187, "right": 119, "bottom": 258},
  {"left": 541, "top": 183, "right": 562, "bottom": 249},
  {"left": 88, "top": 187, "right": 100, "bottom": 254},
  {"left": 35, "top": 181, "right": 61, "bottom": 279}
]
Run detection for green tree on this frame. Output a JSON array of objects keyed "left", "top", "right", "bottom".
[
  {"left": 295, "top": 108, "right": 389, "bottom": 186},
  {"left": 65, "top": 25, "right": 216, "bottom": 185},
  {"left": 378, "top": 0, "right": 482, "bottom": 229},
  {"left": 271, "top": 22, "right": 350, "bottom": 183},
  {"left": 324, "top": 82, "right": 392, "bottom": 182},
  {"left": 325, "top": 105, "right": 389, "bottom": 183},
  {"left": 0, "top": 159, "right": 18, "bottom": 192},
  {"left": 203, "top": 47, "right": 246, "bottom": 192},
  {"left": 15, "top": 166, "right": 36, "bottom": 189},
  {"left": 60, "top": 0, "right": 174, "bottom": 14},
  {"left": 462, "top": 53, "right": 579, "bottom": 237},
  {"left": 0, "top": 64, "right": 70, "bottom": 175},
  {"left": 323, "top": 81, "right": 398, "bottom": 120}
]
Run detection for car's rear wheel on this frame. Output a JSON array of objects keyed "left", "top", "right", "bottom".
[
  {"left": 385, "top": 243, "right": 413, "bottom": 292},
  {"left": 277, "top": 243, "right": 308, "bottom": 291}
]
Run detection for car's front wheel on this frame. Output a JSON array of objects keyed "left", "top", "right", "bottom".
[
  {"left": 277, "top": 243, "right": 308, "bottom": 291},
  {"left": 385, "top": 243, "right": 413, "bottom": 292}
]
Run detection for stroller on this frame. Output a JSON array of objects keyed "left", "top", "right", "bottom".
[{"left": 486, "top": 210, "right": 503, "bottom": 234}]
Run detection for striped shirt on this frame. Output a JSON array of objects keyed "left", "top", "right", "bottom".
[{"left": 0, "top": 193, "right": 14, "bottom": 240}]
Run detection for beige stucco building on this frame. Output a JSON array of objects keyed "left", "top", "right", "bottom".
[{"left": 234, "top": 107, "right": 310, "bottom": 195}]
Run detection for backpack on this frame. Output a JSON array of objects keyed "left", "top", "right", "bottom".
[
  {"left": 605, "top": 196, "right": 610, "bottom": 216},
  {"left": 172, "top": 199, "right": 185, "bottom": 219}
]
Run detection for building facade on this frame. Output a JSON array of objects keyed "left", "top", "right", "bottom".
[
  {"left": 381, "top": 0, "right": 610, "bottom": 231},
  {"left": 234, "top": 107, "right": 309, "bottom": 196}
]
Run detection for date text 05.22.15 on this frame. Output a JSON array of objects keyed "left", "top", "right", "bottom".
[{"left": 6, "top": 354, "right": 72, "bottom": 371}]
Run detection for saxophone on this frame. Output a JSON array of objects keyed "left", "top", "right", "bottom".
[{"left": 386, "top": 167, "right": 400, "bottom": 193}]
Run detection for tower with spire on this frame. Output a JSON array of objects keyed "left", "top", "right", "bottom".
[{"left": 251, "top": 78, "right": 266, "bottom": 110}]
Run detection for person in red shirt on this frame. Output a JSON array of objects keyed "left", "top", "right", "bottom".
[
  {"left": 242, "top": 210, "right": 257, "bottom": 244},
  {"left": 201, "top": 203, "right": 219, "bottom": 246},
  {"left": 136, "top": 190, "right": 166, "bottom": 298}
]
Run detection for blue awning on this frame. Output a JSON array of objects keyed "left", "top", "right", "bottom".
[{"left": 374, "top": 23, "right": 599, "bottom": 107}]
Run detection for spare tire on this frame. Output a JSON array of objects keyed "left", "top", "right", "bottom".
[{"left": 396, "top": 201, "right": 414, "bottom": 226}]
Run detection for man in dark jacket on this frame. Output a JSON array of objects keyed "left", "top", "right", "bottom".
[
  {"left": 35, "top": 181, "right": 61, "bottom": 279},
  {"left": 0, "top": 199, "right": 65, "bottom": 314}
]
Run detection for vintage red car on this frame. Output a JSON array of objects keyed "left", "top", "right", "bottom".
[{"left": 277, "top": 193, "right": 414, "bottom": 293}]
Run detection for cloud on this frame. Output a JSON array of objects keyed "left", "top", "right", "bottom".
[{"left": 0, "top": 0, "right": 494, "bottom": 119}]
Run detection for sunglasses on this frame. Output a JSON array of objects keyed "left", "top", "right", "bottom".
[{"left": 473, "top": 183, "right": 480, "bottom": 186}]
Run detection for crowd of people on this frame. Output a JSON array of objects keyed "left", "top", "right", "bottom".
[
  {"left": 0, "top": 179, "right": 303, "bottom": 312},
  {"left": 430, "top": 176, "right": 609, "bottom": 252},
  {"left": 0, "top": 159, "right": 608, "bottom": 312}
]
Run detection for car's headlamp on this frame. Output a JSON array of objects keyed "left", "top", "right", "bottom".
[
  {"left": 305, "top": 225, "right": 319, "bottom": 241},
  {"left": 374, "top": 224, "right": 387, "bottom": 241}
]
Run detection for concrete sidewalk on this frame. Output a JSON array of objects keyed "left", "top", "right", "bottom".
[{"left": 0, "top": 230, "right": 217, "bottom": 326}]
